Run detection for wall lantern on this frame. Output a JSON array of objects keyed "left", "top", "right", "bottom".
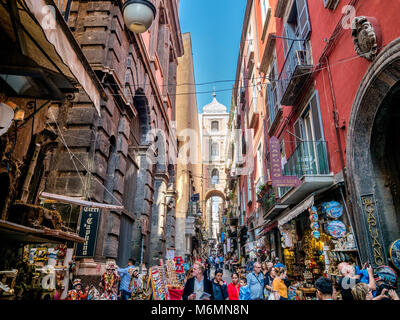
[
  {"left": 0, "top": 102, "right": 14, "bottom": 136},
  {"left": 123, "top": 0, "right": 157, "bottom": 34}
]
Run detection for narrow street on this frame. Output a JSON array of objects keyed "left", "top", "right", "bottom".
[{"left": 0, "top": 0, "right": 400, "bottom": 304}]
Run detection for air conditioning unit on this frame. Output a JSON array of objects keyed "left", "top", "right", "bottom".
[{"left": 323, "top": 0, "right": 340, "bottom": 10}]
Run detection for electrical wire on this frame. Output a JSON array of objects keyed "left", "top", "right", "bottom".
[{"left": 103, "top": 51, "right": 369, "bottom": 98}]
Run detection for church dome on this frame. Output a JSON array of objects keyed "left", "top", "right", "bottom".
[{"left": 202, "top": 92, "right": 228, "bottom": 114}]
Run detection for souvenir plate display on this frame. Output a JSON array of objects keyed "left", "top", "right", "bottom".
[
  {"left": 389, "top": 239, "right": 400, "bottom": 271},
  {"left": 374, "top": 265, "right": 398, "bottom": 287},
  {"left": 322, "top": 201, "right": 343, "bottom": 219},
  {"left": 327, "top": 220, "right": 347, "bottom": 238}
]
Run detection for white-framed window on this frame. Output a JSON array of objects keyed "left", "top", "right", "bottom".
[
  {"left": 211, "top": 121, "right": 219, "bottom": 132},
  {"left": 211, "top": 169, "right": 219, "bottom": 185},
  {"left": 211, "top": 142, "right": 219, "bottom": 157}
]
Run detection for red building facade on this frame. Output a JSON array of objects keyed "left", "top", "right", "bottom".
[{"left": 230, "top": 0, "right": 400, "bottom": 271}]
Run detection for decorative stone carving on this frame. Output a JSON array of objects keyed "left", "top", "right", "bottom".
[{"left": 351, "top": 16, "right": 382, "bottom": 61}]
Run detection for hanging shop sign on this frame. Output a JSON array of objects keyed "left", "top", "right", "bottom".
[
  {"left": 269, "top": 136, "right": 301, "bottom": 187},
  {"left": 389, "top": 240, "right": 400, "bottom": 271},
  {"left": 360, "top": 194, "right": 386, "bottom": 267},
  {"left": 327, "top": 220, "right": 347, "bottom": 238},
  {"left": 75, "top": 207, "right": 101, "bottom": 258},
  {"left": 322, "top": 201, "right": 343, "bottom": 219}
]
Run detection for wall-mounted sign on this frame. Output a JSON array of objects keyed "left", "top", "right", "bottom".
[
  {"left": 360, "top": 194, "right": 386, "bottom": 267},
  {"left": 75, "top": 207, "right": 101, "bottom": 258},
  {"left": 374, "top": 265, "right": 397, "bottom": 287},
  {"left": 269, "top": 136, "right": 301, "bottom": 187},
  {"left": 327, "top": 220, "right": 347, "bottom": 238},
  {"left": 322, "top": 201, "right": 343, "bottom": 219},
  {"left": 389, "top": 239, "right": 400, "bottom": 271}
]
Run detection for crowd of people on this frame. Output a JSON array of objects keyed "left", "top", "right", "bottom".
[{"left": 182, "top": 255, "right": 400, "bottom": 301}]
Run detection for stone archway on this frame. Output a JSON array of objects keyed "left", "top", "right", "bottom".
[{"left": 346, "top": 37, "right": 400, "bottom": 267}]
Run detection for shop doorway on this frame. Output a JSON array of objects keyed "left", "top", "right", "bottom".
[
  {"left": 347, "top": 38, "right": 400, "bottom": 266},
  {"left": 370, "top": 82, "right": 400, "bottom": 244}
]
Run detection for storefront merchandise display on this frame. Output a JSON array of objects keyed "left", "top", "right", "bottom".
[
  {"left": 99, "top": 261, "right": 119, "bottom": 300},
  {"left": 66, "top": 279, "right": 88, "bottom": 300},
  {"left": 389, "top": 239, "right": 400, "bottom": 271}
]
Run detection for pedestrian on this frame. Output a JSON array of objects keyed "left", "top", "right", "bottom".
[
  {"left": 246, "top": 262, "right": 265, "bottom": 300},
  {"left": 315, "top": 277, "right": 334, "bottom": 300},
  {"left": 182, "top": 262, "right": 214, "bottom": 300},
  {"left": 272, "top": 267, "right": 288, "bottom": 300},
  {"left": 117, "top": 259, "right": 135, "bottom": 300},
  {"left": 214, "top": 256, "right": 220, "bottom": 270},
  {"left": 239, "top": 278, "right": 251, "bottom": 300},
  {"left": 212, "top": 269, "right": 228, "bottom": 300},
  {"left": 351, "top": 282, "right": 399, "bottom": 300},
  {"left": 264, "top": 261, "right": 275, "bottom": 300},
  {"left": 219, "top": 255, "right": 224, "bottom": 269},
  {"left": 337, "top": 262, "right": 376, "bottom": 300},
  {"left": 205, "top": 258, "right": 211, "bottom": 280},
  {"left": 273, "top": 256, "right": 285, "bottom": 269},
  {"left": 227, "top": 272, "right": 241, "bottom": 300}
]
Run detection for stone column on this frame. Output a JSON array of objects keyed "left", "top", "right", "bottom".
[
  {"left": 131, "top": 147, "right": 154, "bottom": 265},
  {"left": 148, "top": 173, "right": 168, "bottom": 263}
]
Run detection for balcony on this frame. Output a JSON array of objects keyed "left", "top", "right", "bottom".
[
  {"left": 278, "top": 141, "right": 334, "bottom": 204},
  {"left": 278, "top": 42, "right": 313, "bottom": 106},
  {"left": 249, "top": 97, "right": 260, "bottom": 128}
]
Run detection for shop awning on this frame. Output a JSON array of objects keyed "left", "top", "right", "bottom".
[
  {"left": 0, "top": 219, "right": 85, "bottom": 244},
  {"left": 278, "top": 193, "right": 314, "bottom": 228},
  {"left": 39, "top": 192, "right": 124, "bottom": 210},
  {"left": 0, "top": 0, "right": 105, "bottom": 113}
]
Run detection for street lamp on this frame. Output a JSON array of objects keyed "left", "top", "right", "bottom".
[{"left": 123, "top": 0, "right": 157, "bottom": 33}]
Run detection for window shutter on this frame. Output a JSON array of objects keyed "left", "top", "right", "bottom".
[
  {"left": 296, "top": 0, "right": 311, "bottom": 40},
  {"left": 294, "top": 120, "right": 302, "bottom": 147},
  {"left": 310, "top": 93, "right": 323, "bottom": 141},
  {"left": 267, "top": 83, "right": 275, "bottom": 123}
]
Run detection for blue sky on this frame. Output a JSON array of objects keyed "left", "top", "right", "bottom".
[{"left": 179, "top": 0, "right": 246, "bottom": 113}]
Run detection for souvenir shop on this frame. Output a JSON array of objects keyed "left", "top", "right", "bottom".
[
  {"left": 277, "top": 184, "right": 360, "bottom": 300},
  {"left": 257, "top": 222, "right": 281, "bottom": 262}
]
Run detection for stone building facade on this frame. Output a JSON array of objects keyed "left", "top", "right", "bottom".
[
  {"left": 175, "top": 33, "right": 203, "bottom": 259},
  {"left": 42, "top": 0, "right": 183, "bottom": 281},
  {"left": 199, "top": 94, "right": 229, "bottom": 242}
]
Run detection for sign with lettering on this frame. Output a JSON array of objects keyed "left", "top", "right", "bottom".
[
  {"left": 75, "top": 207, "right": 101, "bottom": 258},
  {"left": 360, "top": 194, "right": 386, "bottom": 267},
  {"left": 269, "top": 136, "right": 301, "bottom": 187}
]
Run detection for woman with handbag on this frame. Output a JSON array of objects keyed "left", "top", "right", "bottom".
[{"left": 272, "top": 267, "right": 288, "bottom": 300}]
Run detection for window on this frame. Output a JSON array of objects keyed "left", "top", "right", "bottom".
[
  {"left": 257, "top": 143, "right": 264, "bottom": 182},
  {"left": 211, "top": 121, "right": 219, "bottom": 132},
  {"left": 211, "top": 142, "right": 219, "bottom": 157},
  {"left": 247, "top": 175, "right": 252, "bottom": 204},
  {"left": 211, "top": 169, "right": 219, "bottom": 185},
  {"left": 261, "top": 0, "right": 269, "bottom": 26},
  {"left": 267, "top": 56, "right": 279, "bottom": 127},
  {"left": 323, "top": 0, "right": 340, "bottom": 10}
]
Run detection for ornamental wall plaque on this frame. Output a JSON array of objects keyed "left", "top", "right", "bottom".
[{"left": 351, "top": 16, "right": 382, "bottom": 61}]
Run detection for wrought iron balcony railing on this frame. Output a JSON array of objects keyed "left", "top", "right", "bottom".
[{"left": 278, "top": 40, "right": 312, "bottom": 106}]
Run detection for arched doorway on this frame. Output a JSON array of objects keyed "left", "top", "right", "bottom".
[{"left": 347, "top": 38, "right": 400, "bottom": 267}]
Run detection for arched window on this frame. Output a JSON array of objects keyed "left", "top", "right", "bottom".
[
  {"left": 211, "top": 169, "right": 219, "bottom": 185},
  {"left": 211, "top": 121, "right": 219, "bottom": 132}
]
